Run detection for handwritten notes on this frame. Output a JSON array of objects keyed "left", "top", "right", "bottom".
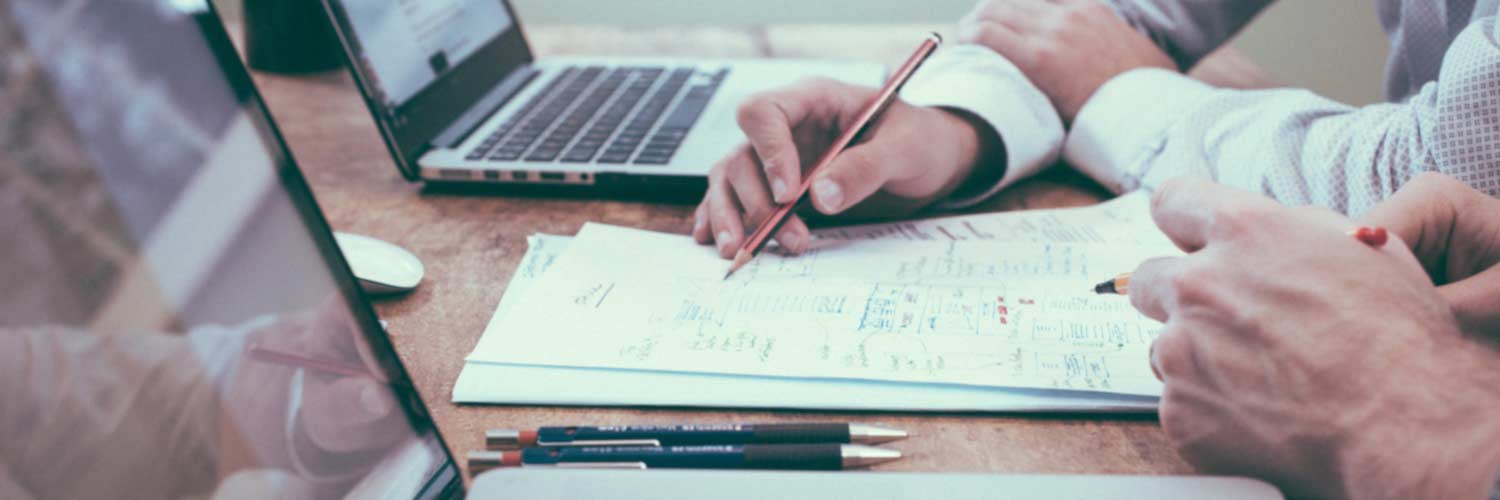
[{"left": 468, "top": 194, "right": 1178, "bottom": 396}]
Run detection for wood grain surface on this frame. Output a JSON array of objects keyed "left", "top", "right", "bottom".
[{"left": 246, "top": 24, "right": 1274, "bottom": 481}]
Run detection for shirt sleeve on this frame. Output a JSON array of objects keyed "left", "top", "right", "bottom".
[
  {"left": 1063, "top": 16, "right": 1500, "bottom": 216},
  {"left": 900, "top": 44, "right": 1065, "bottom": 208},
  {"left": 1102, "top": 0, "right": 1276, "bottom": 70}
]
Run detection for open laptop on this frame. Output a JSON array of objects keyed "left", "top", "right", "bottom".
[
  {"left": 317, "top": 0, "right": 883, "bottom": 193},
  {"left": 0, "top": 1, "right": 460, "bottom": 497}
]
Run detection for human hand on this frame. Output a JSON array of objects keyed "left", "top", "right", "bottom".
[
  {"left": 694, "top": 78, "right": 1001, "bottom": 258},
  {"left": 1130, "top": 177, "right": 1500, "bottom": 500},
  {"left": 226, "top": 298, "right": 406, "bottom": 476},
  {"left": 958, "top": 0, "right": 1173, "bottom": 123},
  {"left": 1358, "top": 173, "right": 1500, "bottom": 336}
]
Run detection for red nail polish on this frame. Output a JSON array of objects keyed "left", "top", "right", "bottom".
[{"left": 1354, "top": 226, "right": 1388, "bottom": 247}]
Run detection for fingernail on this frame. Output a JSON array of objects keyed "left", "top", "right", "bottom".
[
  {"left": 813, "top": 178, "right": 843, "bottom": 212},
  {"left": 717, "top": 231, "right": 733, "bottom": 251},
  {"left": 770, "top": 178, "right": 788, "bottom": 202},
  {"left": 360, "top": 382, "right": 390, "bottom": 416},
  {"left": 693, "top": 213, "right": 705, "bottom": 233}
]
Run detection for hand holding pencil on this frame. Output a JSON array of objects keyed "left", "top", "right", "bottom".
[{"left": 694, "top": 34, "right": 1006, "bottom": 267}]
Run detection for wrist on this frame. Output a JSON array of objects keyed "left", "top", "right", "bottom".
[{"left": 933, "top": 106, "right": 1006, "bottom": 201}]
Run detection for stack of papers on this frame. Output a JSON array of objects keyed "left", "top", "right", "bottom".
[{"left": 454, "top": 193, "right": 1177, "bottom": 412}]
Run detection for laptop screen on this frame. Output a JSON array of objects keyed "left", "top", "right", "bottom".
[
  {"left": 0, "top": 1, "right": 458, "bottom": 498},
  {"left": 322, "top": 0, "right": 533, "bottom": 179},
  {"left": 338, "top": 0, "right": 514, "bottom": 110}
]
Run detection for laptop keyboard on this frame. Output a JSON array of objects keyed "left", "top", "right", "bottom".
[{"left": 465, "top": 65, "right": 728, "bottom": 166}]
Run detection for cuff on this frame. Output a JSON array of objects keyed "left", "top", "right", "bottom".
[
  {"left": 900, "top": 44, "right": 1064, "bottom": 208},
  {"left": 1063, "top": 68, "right": 1214, "bottom": 194}
]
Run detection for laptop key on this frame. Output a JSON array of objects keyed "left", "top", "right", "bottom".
[{"left": 633, "top": 154, "right": 672, "bottom": 165}]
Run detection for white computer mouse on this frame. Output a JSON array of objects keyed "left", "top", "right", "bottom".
[{"left": 333, "top": 232, "right": 425, "bottom": 295}]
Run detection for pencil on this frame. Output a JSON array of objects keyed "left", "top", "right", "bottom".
[
  {"left": 246, "top": 341, "right": 371, "bottom": 378},
  {"left": 723, "top": 33, "right": 943, "bottom": 280},
  {"left": 1092, "top": 226, "right": 1389, "bottom": 296}
]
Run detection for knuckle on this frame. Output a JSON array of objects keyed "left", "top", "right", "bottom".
[
  {"left": 1169, "top": 262, "right": 1221, "bottom": 307},
  {"left": 735, "top": 97, "right": 770, "bottom": 127},
  {"left": 1209, "top": 203, "right": 1272, "bottom": 240},
  {"left": 1152, "top": 330, "right": 1192, "bottom": 379},
  {"left": 1150, "top": 177, "right": 1196, "bottom": 213}
]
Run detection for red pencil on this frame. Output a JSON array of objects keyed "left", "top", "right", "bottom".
[
  {"left": 723, "top": 33, "right": 943, "bottom": 280},
  {"left": 246, "top": 341, "right": 371, "bottom": 378}
]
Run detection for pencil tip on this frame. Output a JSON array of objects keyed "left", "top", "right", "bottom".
[
  {"left": 722, "top": 250, "right": 752, "bottom": 280},
  {"left": 1092, "top": 280, "right": 1116, "bottom": 294}
]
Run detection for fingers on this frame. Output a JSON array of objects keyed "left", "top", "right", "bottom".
[
  {"left": 1129, "top": 256, "right": 1188, "bottom": 322},
  {"left": 692, "top": 202, "right": 712, "bottom": 244},
  {"left": 1438, "top": 264, "right": 1500, "bottom": 335},
  {"left": 704, "top": 165, "right": 746, "bottom": 258},
  {"left": 724, "top": 149, "right": 811, "bottom": 253},
  {"left": 1357, "top": 173, "right": 1500, "bottom": 282},
  {"left": 1148, "top": 177, "right": 1277, "bottom": 252},
  {"left": 737, "top": 86, "right": 823, "bottom": 204},
  {"left": 300, "top": 376, "right": 404, "bottom": 454},
  {"left": 701, "top": 146, "right": 813, "bottom": 257},
  {"left": 959, "top": 18, "right": 1029, "bottom": 58}
]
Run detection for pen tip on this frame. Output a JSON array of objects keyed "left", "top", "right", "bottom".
[{"left": 848, "top": 423, "right": 909, "bottom": 444}]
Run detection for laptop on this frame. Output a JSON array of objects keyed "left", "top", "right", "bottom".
[
  {"left": 317, "top": 0, "right": 883, "bottom": 193},
  {"left": 0, "top": 1, "right": 460, "bottom": 498}
]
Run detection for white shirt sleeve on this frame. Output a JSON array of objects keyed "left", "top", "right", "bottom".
[
  {"left": 900, "top": 44, "right": 1065, "bottom": 208},
  {"left": 1064, "top": 16, "right": 1500, "bottom": 216}
]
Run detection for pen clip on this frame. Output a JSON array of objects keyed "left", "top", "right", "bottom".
[{"left": 536, "top": 439, "right": 662, "bottom": 447}]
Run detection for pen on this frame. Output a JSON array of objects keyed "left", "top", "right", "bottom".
[
  {"left": 723, "top": 33, "right": 943, "bottom": 280},
  {"left": 466, "top": 444, "right": 901, "bottom": 473},
  {"left": 245, "top": 341, "right": 371, "bottom": 378},
  {"left": 484, "top": 423, "right": 907, "bottom": 450},
  {"left": 1092, "top": 226, "right": 1390, "bottom": 295}
]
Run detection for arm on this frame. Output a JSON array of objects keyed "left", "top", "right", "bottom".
[
  {"left": 1102, "top": 0, "right": 1276, "bottom": 70},
  {"left": 1065, "top": 16, "right": 1500, "bottom": 216},
  {"left": 0, "top": 326, "right": 226, "bottom": 499}
]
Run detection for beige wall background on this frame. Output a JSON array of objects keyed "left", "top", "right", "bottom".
[{"left": 216, "top": 0, "right": 1390, "bottom": 105}]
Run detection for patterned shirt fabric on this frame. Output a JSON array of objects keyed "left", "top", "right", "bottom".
[{"left": 1062, "top": 0, "right": 1500, "bottom": 216}]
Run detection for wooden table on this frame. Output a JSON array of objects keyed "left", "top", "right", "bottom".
[{"left": 246, "top": 25, "right": 1274, "bottom": 481}]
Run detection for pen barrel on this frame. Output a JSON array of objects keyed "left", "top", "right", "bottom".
[
  {"left": 750, "top": 423, "right": 851, "bottom": 444},
  {"left": 539, "top": 423, "right": 850, "bottom": 446},
  {"left": 742, "top": 443, "right": 844, "bottom": 470},
  {"left": 520, "top": 444, "right": 844, "bottom": 470}
]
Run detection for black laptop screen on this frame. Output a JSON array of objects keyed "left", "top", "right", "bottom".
[
  {"left": 322, "top": 0, "right": 533, "bottom": 179},
  {"left": 0, "top": 1, "right": 458, "bottom": 498},
  {"left": 337, "top": 0, "right": 514, "bottom": 110}
]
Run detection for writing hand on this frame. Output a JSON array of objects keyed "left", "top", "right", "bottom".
[
  {"left": 694, "top": 78, "right": 1001, "bottom": 258},
  {"left": 1129, "top": 177, "right": 1500, "bottom": 500},
  {"left": 228, "top": 297, "right": 405, "bottom": 476},
  {"left": 1358, "top": 172, "right": 1500, "bottom": 336},
  {"left": 958, "top": 0, "right": 1173, "bottom": 123}
]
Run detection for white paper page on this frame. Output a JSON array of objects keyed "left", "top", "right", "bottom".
[
  {"left": 471, "top": 220, "right": 1176, "bottom": 396},
  {"left": 816, "top": 191, "right": 1167, "bottom": 246},
  {"left": 456, "top": 234, "right": 1155, "bottom": 411}
]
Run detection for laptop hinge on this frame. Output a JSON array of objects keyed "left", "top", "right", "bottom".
[{"left": 431, "top": 65, "right": 540, "bottom": 149}]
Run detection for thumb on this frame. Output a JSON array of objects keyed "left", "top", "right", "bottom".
[{"left": 808, "top": 144, "right": 900, "bottom": 215}]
